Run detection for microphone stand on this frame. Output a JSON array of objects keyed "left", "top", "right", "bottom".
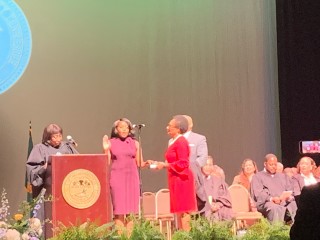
[{"left": 135, "top": 125, "right": 144, "bottom": 219}]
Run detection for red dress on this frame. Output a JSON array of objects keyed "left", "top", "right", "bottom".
[{"left": 165, "top": 135, "right": 197, "bottom": 213}]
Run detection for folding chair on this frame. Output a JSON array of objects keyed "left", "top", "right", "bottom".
[
  {"left": 155, "top": 188, "right": 174, "bottom": 240},
  {"left": 228, "top": 184, "right": 262, "bottom": 233},
  {"left": 142, "top": 191, "right": 156, "bottom": 222}
]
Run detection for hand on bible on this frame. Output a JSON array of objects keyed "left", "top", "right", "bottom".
[
  {"left": 144, "top": 160, "right": 159, "bottom": 170},
  {"left": 151, "top": 161, "right": 167, "bottom": 170}
]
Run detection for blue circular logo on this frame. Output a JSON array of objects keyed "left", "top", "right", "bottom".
[{"left": 0, "top": 0, "right": 32, "bottom": 94}]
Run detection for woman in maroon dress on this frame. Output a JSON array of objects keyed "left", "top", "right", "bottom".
[
  {"left": 232, "top": 158, "right": 258, "bottom": 191},
  {"left": 157, "top": 115, "right": 197, "bottom": 230},
  {"left": 102, "top": 118, "right": 149, "bottom": 229}
]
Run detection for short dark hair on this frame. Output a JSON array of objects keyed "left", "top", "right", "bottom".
[
  {"left": 172, "top": 115, "right": 188, "bottom": 134},
  {"left": 42, "top": 124, "right": 63, "bottom": 144},
  {"left": 264, "top": 153, "right": 277, "bottom": 162},
  {"left": 110, "top": 118, "right": 135, "bottom": 139}
]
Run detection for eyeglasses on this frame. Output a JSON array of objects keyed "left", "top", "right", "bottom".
[
  {"left": 51, "top": 133, "right": 62, "bottom": 139},
  {"left": 167, "top": 124, "right": 177, "bottom": 129}
]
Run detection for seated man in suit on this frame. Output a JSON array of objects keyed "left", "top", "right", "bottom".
[
  {"left": 194, "top": 157, "right": 233, "bottom": 221},
  {"left": 251, "top": 153, "right": 297, "bottom": 222},
  {"left": 290, "top": 182, "right": 320, "bottom": 240}
]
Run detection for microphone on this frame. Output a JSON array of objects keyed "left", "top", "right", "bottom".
[
  {"left": 132, "top": 123, "right": 146, "bottom": 128},
  {"left": 67, "top": 135, "right": 78, "bottom": 147}
]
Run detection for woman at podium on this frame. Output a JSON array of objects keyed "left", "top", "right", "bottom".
[
  {"left": 26, "top": 123, "right": 78, "bottom": 221},
  {"left": 27, "top": 123, "right": 79, "bottom": 198},
  {"left": 102, "top": 118, "right": 149, "bottom": 229}
]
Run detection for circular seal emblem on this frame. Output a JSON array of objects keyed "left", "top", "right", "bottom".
[
  {"left": 62, "top": 169, "right": 101, "bottom": 209},
  {"left": 0, "top": 0, "right": 32, "bottom": 94}
]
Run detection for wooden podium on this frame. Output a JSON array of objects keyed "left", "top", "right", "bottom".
[{"left": 44, "top": 154, "right": 111, "bottom": 238}]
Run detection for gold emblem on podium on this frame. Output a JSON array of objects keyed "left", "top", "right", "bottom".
[{"left": 62, "top": 169, "right": 101, "bottom": 209}]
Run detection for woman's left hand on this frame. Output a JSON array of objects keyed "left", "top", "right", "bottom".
[{"left": 140, "top": 160, "right": 152, "bottom": 168}]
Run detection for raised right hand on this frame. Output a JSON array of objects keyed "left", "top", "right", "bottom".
[{"left": 102, "top": 135, "right": 110, "bottom": 151}]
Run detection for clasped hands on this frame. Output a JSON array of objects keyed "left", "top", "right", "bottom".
[
  {"left": 208, "top": 196, "right": 221, "bottom": 213},
  {"left": 270, "top": 191, "right": 293, "bottom": 204},
  {"left": 210, "top": 202, "right": 221, "bottom": 213}
]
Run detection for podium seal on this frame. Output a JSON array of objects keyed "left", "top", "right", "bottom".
[
  {"left": 62, "top": 169, "right": 101, "bottom": 209},
  {"left": 0, "top": 0, "right": 32, "bottom": 94}
]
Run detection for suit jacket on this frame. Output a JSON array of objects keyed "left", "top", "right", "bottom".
[
  {"left": 290, "top": 183, "right": 320, "bottom": 240},
  {"left": 184, "top": 131, "right": 208, "bottom": 172}
]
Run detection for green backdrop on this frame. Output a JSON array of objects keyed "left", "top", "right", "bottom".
[{"left": 0, "top": 0, "right": 279, "bottom": 213}]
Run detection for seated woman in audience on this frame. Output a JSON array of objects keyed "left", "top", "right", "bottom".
[
  {"left": 233, "top": 158, "right": 258, "bottom": 212},
  {"left": 292, "top": 156, "right": 319, "bottom": 206},
  {"left": 233, "top": 158, "right": 258, "bottom": 191}
]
